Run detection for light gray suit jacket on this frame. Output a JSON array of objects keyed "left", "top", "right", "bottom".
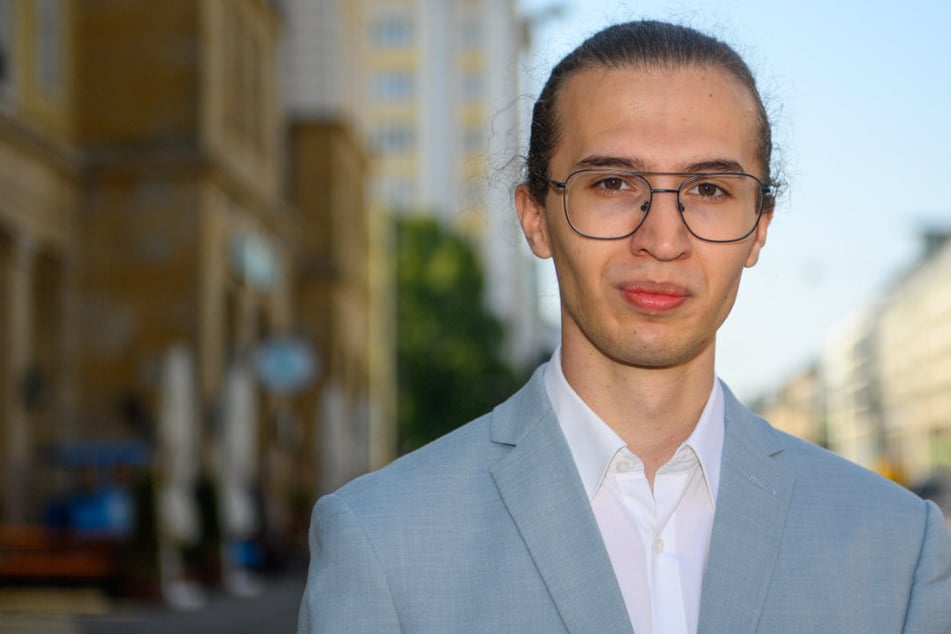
[{"left": 298, "top": 367, "right": 951, "bottom": 633}]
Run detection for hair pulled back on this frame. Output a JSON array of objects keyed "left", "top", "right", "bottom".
[{"left": 525, "top": 20, "right": 775, "bottom": 204}]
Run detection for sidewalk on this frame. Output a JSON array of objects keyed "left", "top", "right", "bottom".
[
  {"left": 0, "top": 587, "right": 108, "bottom": 634},
  {"left": 0, "top": 573, "right": 306, "bottom": 634}
]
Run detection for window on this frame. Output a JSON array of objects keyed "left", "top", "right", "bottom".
[
  {"left": 369, "top": 13, "right": 413, "bottom": 49},
  {"left": 373, "top": 123, "right": 414, "bottom": 155},
  {"left": 460, "top": 17, "right": 481, "bottom": 50},
  {"left": 223, "top": 4, "right": 267, "bottom": 151},
  {"left": 35, "top": 0, "right": 61, "bottom": 96},
  {"left": 372, "top": 71, "right": 413, "bottom": 102},
  {"left": 373, "top": 177, "right": 415, "bottom": 209},
  {"left": 462, "top": 126, "right": 484, "bottom": 153},
  {"left": 460, "top": 180, "right": 482, "bottom": 208},
  {"left": 461, "top": 71, "right": 482, "bottom": 101},
  {"left": 0, "top": 0, "right": 11, "bottom": 100},
  {"left": 933, "top": 428, "right": 951, "bottom": 469}
]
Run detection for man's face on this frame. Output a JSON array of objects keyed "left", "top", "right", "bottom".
[{"left": 517, "top": 64, "right": 772, "bottom": 371}]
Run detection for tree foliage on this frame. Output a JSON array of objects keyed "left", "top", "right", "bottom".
[{"left": 397, "top": 216, "right": 525, "bottom": 453}]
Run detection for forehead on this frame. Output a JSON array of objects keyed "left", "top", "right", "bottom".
[{"left": 552, "top": 64, "right": 762, "bottom": 174}]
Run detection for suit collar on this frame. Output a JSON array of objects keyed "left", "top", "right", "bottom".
[
  {"left": 489, "top": 367, "right": 634, "bottom": 633},
  {"left": 489, "top": 365, "right": 549, "bottom": 446},
  {"left": 698, "top": 382, "right": 795, "bottom": 634}
]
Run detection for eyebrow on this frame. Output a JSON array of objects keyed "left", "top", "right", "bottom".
[{"left": 573, "top": 155, "right": 748, "bottom": 174}]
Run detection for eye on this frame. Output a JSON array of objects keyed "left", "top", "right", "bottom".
[
  {"left": 589, "top": 173, "right": 648, "bottom": 195},
  {"left": 595, "top": 176, "right": 629, "bottom": 191},
  {"left": 570, "top": 171, "right": 648, "bottom": 200},
  {"left": 686, "top": 180, "right": 730, "bottom": 199}
]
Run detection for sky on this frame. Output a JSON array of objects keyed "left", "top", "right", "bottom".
[{"left": 517, "top": 0, "right": 951, "bottom": 401}]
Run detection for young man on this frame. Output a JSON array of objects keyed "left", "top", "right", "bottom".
[{"left": 299, "top": 21, "right": 951, "bottom": 633}]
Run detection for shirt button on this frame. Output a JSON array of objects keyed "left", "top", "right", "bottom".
[
  {"left": 615, "top": 458, "right": 633, "bottom": 473},
  {"left": 653, "top": 538, "right": 664, "bottom": 554}
]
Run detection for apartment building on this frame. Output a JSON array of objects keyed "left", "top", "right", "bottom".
[{"left": 283, "top": 0, "right": 544, "bottom": 368}]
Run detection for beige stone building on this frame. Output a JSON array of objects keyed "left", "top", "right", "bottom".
[
  {"left": 287, "top": 117, "right": 397, "bottom": 494},
  {"left": 754, "top": 364, "right": 825, "bottom": 448},
  {"left": 0, "top": 0, "right": 387, "bottom": 543},
  {"left": 821, "top": 308, "right": 886, "bottom": 471},
  {"left": 878, "top": 232, "right": 951, "bottom": 483},
  {"left": 74, "top": 0, "right": 291, "bottom": 418},
  {"left": 0, "top": 0, "right": 82, "bottom": 522}
]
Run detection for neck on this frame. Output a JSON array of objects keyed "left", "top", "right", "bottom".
[{"left": 560, "top": 343, "right": 715, "bottom": 483}]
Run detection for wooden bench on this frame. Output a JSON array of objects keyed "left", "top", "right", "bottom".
[{"left": 0, "top": 525, "right": 121, "bottom": 582}]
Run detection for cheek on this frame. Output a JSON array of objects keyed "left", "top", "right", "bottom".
[
  {"left": 550, "top": 240, "right": 606, "bottom": 302},
  {"left": 698, "top": 245, "right": 752, "bottom": 297},
  {"left": 712, "top": 253, "right": 751, "bottom": 309}
]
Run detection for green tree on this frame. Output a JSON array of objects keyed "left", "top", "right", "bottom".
[{"left": 397, "top": 216, "right": 526, "bottom": 452}]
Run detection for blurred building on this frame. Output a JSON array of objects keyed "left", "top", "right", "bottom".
[
  {"left": 0, "top": 0, "right": 294, "bottom": 531},
  {"left": 0, "top": 0, "right": 82, "bottom": 523},
  {"left": 281, "top": 0, "right": 545, "bottom": 369},
  {"left": 753, "top": 363, "right": 825, "bottom": 448},
  {"left": 281, "top": 0, "right": 397, "bottom": 494},
  {"left": 877, "top": 231, "right": 951, "bottom": 483},
  {"left": 0, "top": 0, "right": 399, "bottom": 554},
  {"left": 74, "top": 0, "right": 291, "bottom": 426},
  {"left": 763, "top": 230, "right": 951, "bottom": 488},
  {"left": 1, "top": 0, "right": 541, "bottom": 539},
  {"left": 822, "top": 308, "right": 885, "bottom": 469},
  {"left": 65, "top": 0, "right": 301, "bottom": 552}
]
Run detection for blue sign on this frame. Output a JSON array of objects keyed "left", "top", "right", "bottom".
[{"left": 255, "top": 336, "right": 319, "bottom": 394}]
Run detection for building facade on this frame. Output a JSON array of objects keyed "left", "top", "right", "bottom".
[
  {"left": 761, "top": 231, "right": 951, "bottom": 490},
  {"left": 286, "top": 118, "right": 397, "bottom": 494},
  {"left": 282, "top": 0, "right": 544, "bottom": 369},
  {"left": 0, "top": 0, "right": 538, "bottom": 536},
  {"left": 877, "top": 233, "right": 951, "bottom": 483},
  {"left": 282, "top": 0, "right": 397, "bottom": 495},
  {"left": 821, "top": 308, "right": 886, "bottom": 470},
  {"left": 0, "top": 0, "right": 82, "bottom": 522},
  {"left": 754, "top": 364, "right": 825, "bottom": 448},
  {"left": 0, "top": 0, "right": 312, "bottom": 543},
  {"left": 75, "top": 0, "right": 290, "bottom": 422}
]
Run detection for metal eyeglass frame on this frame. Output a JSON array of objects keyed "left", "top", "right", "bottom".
[{"left": 537, "top": 169, "right": 773, "bottom": 243}]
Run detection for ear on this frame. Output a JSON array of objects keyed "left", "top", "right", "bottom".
[
  {"left": 515, "top": 184, "right": 553, "bottom": 259},
  {"left": 744, "top": 204, "right": 773, "bottom": 268}
]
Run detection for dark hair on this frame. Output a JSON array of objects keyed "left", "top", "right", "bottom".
[{"left": 525, "top": 20, "right": 776, "bottom": 204}]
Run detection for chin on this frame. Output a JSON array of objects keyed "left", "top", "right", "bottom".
[{"left": 603, "top": 334, "right": 713, "bottom": 371}]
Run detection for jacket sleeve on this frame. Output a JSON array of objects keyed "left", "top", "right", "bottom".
[
  {"left": 903, "top": 500, "right": 951, "bottom": 634},
  {"left": 297, "top": 493, "right": 401, "bottom": 634}
]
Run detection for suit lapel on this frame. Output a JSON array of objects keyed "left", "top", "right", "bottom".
[
  {"left": 490, "top": 371, "right": 634, "bottom": 634},
  {"left": 698, "top": 385, "right": 795, "bottom": 634}
]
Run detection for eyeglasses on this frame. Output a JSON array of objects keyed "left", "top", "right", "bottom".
[{"left": 539, "top": 169, "right": 772, "bottom": 243}]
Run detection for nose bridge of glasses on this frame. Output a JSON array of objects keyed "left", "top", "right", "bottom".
[{"left": 644, "top": 186, "right": 684, "bottom": 213}]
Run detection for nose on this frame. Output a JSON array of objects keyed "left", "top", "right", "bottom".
[{"left": 628, "top": 188, "right": 691, "bottom": 260}]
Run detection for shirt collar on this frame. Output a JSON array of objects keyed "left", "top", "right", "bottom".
[{"left": 543, "top": 346, "right": 725, "bottom": 504}]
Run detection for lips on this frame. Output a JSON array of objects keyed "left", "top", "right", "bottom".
[{"left": 621, "top": 282, "right": 689, "bottom": 314}]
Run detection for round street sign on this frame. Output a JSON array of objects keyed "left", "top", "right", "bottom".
[{"left": 255, "top": 336, "right": 319, "bottom": 395}]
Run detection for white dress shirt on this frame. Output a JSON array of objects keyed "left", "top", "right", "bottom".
[{"left": 544, "top": 348, "right": 725, "bottom": 634}]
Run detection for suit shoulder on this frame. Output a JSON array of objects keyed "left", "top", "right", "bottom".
[
  {"left": 332, "top": 410, "right": 502, "bottom": 513},
  {"left": 766, "top": 421, "right": 926, "bottom": 511},
  {"left": 331, "top": 370, "right": 548, "bottom": 514}
]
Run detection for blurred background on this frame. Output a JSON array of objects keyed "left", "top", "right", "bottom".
[{"left": 0, "top": 0, "right": 948, "bottom": 630}]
